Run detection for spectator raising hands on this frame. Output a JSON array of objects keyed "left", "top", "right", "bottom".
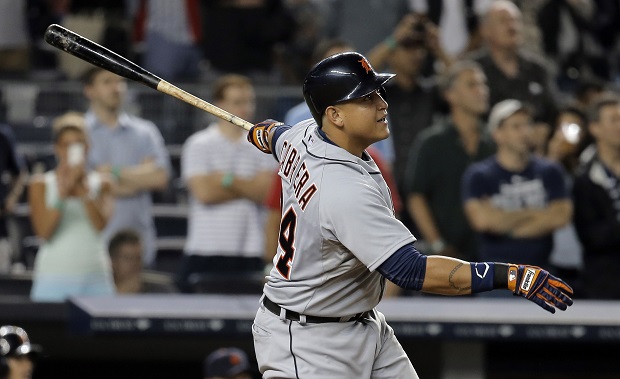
[{"left": 28, "top": 111, "right": 116, "bottom": 302}]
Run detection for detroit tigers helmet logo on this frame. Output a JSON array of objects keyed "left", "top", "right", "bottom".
[{"left": 358, "top": 58, "right": 371, "bottom": 74}]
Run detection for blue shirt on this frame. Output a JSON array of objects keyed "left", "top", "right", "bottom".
[
  {"left": 461, "top": 156, "right": 568, "bottom": 266},
  {"left": 85, "top": 111, "right": 171, "bottom": 266}
]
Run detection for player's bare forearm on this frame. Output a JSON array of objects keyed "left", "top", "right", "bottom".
[{"left": 421, "top": 256, "right": 473, "bottom": 295}]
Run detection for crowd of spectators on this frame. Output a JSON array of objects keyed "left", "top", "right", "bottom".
[
  {"left": 0, "top": 1, "right": 619, "bottom": 377},
  {"left": 0, "top": 0, "right": 619, "bottom": 303}
]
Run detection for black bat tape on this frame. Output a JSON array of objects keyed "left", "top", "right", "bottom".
[{"left": 44, "top": 24, "right": 161, "bottom": 90}]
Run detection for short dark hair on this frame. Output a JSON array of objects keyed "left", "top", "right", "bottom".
[
  {"left": 438, "top": 60, "right": 484, "bottom": 93},
  {"left": 588, "top": 94, "right": 620, "bottom": 123},
  {"left": 574, "top": 78, "right": 605, "bottom": 102},
  {"left": 311, "top": 38, "right": 354, "bottom": 64},
  {"left": 211, "top": 74, "right": 252, "bottom": 102},
  {"left": 556, "top": 104, "right": 587, "bottom": 127},
  {"left": 80, "top": 66, "right": 107, "bottom": 86},
  {"left": 108, "top": 229, "right": 141, "bottom": 258}
]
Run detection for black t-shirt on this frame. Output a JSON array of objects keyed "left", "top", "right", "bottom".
[
  {"left": 468, "top": 48, "right": 559, "bottom": 123},
  {"left": 404, "top": 120, "right": 496, "bottom": 260},
  {"left": 201, "top": 0, "right": 296, "bottom": 74},
  {"left": 383, "top": 78, "right": 441, "bottom": 190}
]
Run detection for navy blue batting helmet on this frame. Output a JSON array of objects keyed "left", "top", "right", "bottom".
[{"left": 303, "top": 52, "right": 395, "bottom": 126}]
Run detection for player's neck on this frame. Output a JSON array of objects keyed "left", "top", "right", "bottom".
[{"left": 321, "top": 125, "right": 365, "bottom": 158}]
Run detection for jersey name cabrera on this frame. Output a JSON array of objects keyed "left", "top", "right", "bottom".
[{"left": 263, "top": 120, "right": 415, "bottom": 316}]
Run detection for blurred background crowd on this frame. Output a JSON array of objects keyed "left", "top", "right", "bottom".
[
  {"left": 1, "top": 0, "right": 620, "bottom": 377},
  {"left": 2, "top": 0, "right": 620, "bottom": 305}
]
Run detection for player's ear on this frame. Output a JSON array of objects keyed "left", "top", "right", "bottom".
[{"left": 324, "top": 106, "right": 344, "bottom": 127}]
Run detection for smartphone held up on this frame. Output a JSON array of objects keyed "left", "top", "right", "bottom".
[{"left": 67, "top": 142, "right": 85, "bottom": 167}]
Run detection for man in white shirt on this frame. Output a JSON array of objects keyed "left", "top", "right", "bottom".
[{"left": 177, "top": 74, "right": 276, "bottom": 293}]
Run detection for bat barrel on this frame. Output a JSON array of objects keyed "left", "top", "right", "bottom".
[
  {"left": 44, "top": 23, "right": 255, "bottom": 131},
  {"left": 44, "top": 24, "right": 162, "bottom": 89}
]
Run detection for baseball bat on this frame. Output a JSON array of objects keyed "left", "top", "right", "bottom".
[{"left": 43, "top": 23, "right": 254, "bottom": 131}]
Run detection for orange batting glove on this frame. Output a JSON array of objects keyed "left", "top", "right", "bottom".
[
  {"left": 508, "top": 264, "right": 574, "bottom": 313},
  {"left": 248, "top": 119, "right": 282, "bottom": 154}
]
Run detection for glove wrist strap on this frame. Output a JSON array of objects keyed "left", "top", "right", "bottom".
[{"left": 506, "top": 264, "right": 518, "bottom": 292}]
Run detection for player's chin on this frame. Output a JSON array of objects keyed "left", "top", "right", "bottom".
[{"left": 376, "top": 120, "right": 390, "bottom": 138}]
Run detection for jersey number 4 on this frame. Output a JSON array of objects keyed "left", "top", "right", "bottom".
[{"left": 276, "top": 206, "right": 297, "bottom": 279}]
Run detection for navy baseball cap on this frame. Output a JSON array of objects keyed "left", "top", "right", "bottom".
[{"left": 204, "top": 347, "right": 250, "bottom": 378}]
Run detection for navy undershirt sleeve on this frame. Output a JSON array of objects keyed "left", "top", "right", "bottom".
[
  {"left": 271, "top": 124, "right": 292, "bottom": 161},
  {"left": 377, "top": 243, "right": 427, "bottom": 290}
]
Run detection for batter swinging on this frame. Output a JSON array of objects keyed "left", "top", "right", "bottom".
[{"left": 247, "top": 52, "right": 573, "bottom": 379}]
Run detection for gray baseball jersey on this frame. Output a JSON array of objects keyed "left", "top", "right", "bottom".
[{"left": 263, "top": 119, "right": 415, "bottom": 316}]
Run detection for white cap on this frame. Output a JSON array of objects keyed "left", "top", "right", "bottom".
[{"left": 487, "top": 99, "right": 530, "bottom": 132}]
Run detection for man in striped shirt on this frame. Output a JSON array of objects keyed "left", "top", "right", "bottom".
[{"left": 176, "top": 74, "right": 277, "bottom": 293}]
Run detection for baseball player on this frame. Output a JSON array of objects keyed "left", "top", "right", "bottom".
[{"left": 247, "top": 52, "right": 573, "bottom": 379}]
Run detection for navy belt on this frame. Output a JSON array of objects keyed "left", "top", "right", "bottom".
[{"left": 263, "top": 296, "right": 370, "bottom": 323}]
